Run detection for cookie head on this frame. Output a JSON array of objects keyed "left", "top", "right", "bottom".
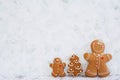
[
  {"left": 53, "top": 58, "right": 62, "bottom": 64},
  {"left": 91, "top": 40, "right": 105, "bottom": 54},
  {"left": 70, "top": 54, "right": 79, "bottom": 62}
]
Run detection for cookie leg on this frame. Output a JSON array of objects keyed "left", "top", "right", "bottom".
[
  {"left": 85, "top": 69, "right": 97, "bottom": 77},
  {"left": 98, "top": 71, "right": 110, "bottom": 77},
  {"left": 98, "top": 66, "right": 110, "bottom": 77},
  {"left": 52, "top": 72, "right": 58, "bottom": 77},
  {"left": 59, "top": 72, "right": 66, "bottom": 77}
]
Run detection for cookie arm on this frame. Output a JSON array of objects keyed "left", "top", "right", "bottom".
[
  {"left": 63, "top": 62, "right": 66, "bottom": 68},
  {"left": 104, "top": 54, "right": 112, "bottom": 62},
  {"left": 50, "top": 63, "right": 53, "bottom": 68},
  {"left": 84, "top": 53, "right": 90, "bottom": 61}
]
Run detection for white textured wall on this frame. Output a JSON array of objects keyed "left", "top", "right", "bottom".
[{"left": 0, "top": 0, "right": 120, "bottom": 80}]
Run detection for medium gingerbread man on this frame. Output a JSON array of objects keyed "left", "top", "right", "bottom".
[
  {"left": 84, "top": 40, "right": 112, "bottom": 77},
  {"left": 50, "top": 57, "right": 66, "bottom": 77}
]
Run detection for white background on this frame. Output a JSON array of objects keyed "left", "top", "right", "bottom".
[{"left": 0, "top": 0, "right": 120, "bottom": 80}]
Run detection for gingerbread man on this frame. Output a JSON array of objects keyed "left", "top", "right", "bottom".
[
  {"left": 84, "top": 40, "right": 112, "bottom": 77},
  {"left": 50, "top": 57, "right": 66, "bottom": 77}
]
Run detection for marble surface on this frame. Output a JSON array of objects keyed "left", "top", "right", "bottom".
[{"left": 0, "top": 0, "right": 120, "bottom": 80}]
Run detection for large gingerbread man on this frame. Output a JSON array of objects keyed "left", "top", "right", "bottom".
[
  {"left": 84, "top": 40, "right": 112, "bottom": 77},
  {"left": 50, "top": 58, "right": 66, "bottom": 77}
]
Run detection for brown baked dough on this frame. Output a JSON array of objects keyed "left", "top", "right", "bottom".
[
  {"left": 84, "top": 40, "right": 112, "bottom": 77},
  {"left": 67, "top": 54, "right": 83, "bottom": 76},
  {"left": 50, "top": 57, "right": 66, "bottom": 77}
]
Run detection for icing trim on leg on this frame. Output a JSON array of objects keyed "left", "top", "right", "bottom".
[
  {"left": 52, "top": 72, "right": 58, "bottom": 77},
  {"left": 98, "top": 71, "right": 110, "bottom": 77},
  {"left": 85, "top": 70, "right": 97, "bottom": 76},
  {"left": 59, "top": 72, "right": 66, "bottom": 77}
]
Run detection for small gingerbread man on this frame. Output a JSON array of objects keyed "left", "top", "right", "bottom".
[
  {"left": 50, "top": 58, "right": 66, "bottom": 77},
  {"left": 84, "top": 40, "right": 112, "bottom": 77}
]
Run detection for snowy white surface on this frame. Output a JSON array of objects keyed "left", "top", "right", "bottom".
[{"left": 0, "top": 0, "right": 120, "bottom": 80}]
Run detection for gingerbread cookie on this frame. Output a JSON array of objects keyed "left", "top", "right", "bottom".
[
  {"left": 50, "top": 57, "right": 66, "bottom": 77},
  {"left": 67, "top": 54, "right": 83, "bottom": 76},
  {"left": 84, "top": 40, "right": 112, "bottom": 77}
]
